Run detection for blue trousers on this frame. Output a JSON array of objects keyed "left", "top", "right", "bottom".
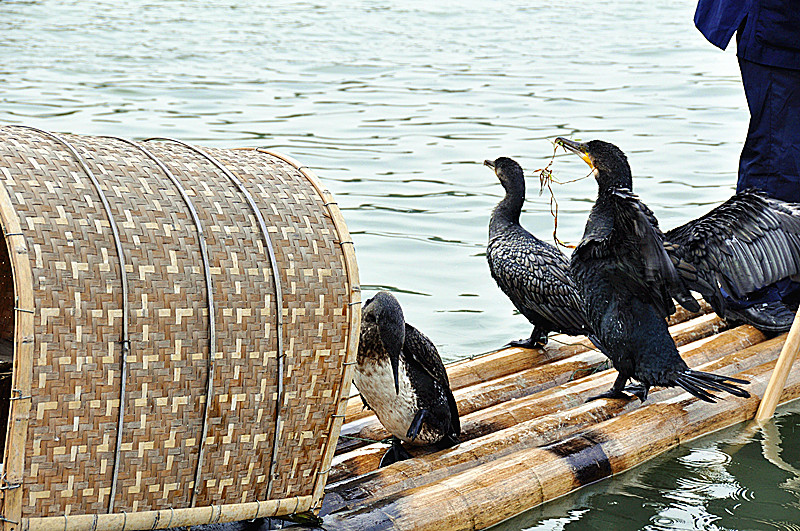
[
  {"left": 730, "top": 57, "right": 800, "bottom": 308},
  {"left": 736, "top": 57, "right": 800, "bottom": 202}
]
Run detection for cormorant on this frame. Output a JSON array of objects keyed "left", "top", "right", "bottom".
[
  {"left": 355, "top": 291, "right": 460, "bottom": 466},
  {"left": 484, "top": 157, "right": 591, "bottom": 348},
  {"left": 558, "top": 138, "right": 751, "bottom": 402},
  {"left": 557, "top": 137, "right": 800, "bottom": 333}
]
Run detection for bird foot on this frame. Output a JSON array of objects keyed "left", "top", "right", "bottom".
[
  {"left": 623, "top": 384, "right": 649, "bottom": 402},
  {"left": 505, "top": 336, "right": 547, "bottom": 349},
  {"left": 585, "top": 389, "right": 631, "bottom": 402},
  {"left": 503, "top": 328, "right": 549, "bottom": 349},
  {"left": 379, "top": 437, "right": 412, "bottom": 467}
]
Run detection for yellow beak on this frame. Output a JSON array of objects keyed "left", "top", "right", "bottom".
[{"left": 555, "top": 137, "right": 594, "bottom": 169}]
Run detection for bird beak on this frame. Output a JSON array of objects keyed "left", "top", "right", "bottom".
[
  {"left": 379, "top": 319, "right": 405, "bottom": 395},
  {"left": 483, "top": 159, "right": 495, "bottom": 169},
  {"left": 555, "top": 137, "right": 594, "bottom": 169},
  {"left": 390, "top": 348, "right": 401, "bottom": 395}
]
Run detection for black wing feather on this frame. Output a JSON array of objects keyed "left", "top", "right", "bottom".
[
  {"left": 576, "top": 189, "right": 699, "bottom": 317},
  {"left": 403, "top": 323, "right": 460, "bottom": 435},
  {"left": 487, "top": 226, "right": 589, "bottom": 335},
  {"left": 404, "top": 323, "right": 449, "bottom": 387},
  {"left": 665, "top": 191, "right": 800, "bottom": 310}
]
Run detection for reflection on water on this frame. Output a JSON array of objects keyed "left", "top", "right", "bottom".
[
  {"left": 2, "top": 0, "right": 795, "bottom": 528},
  {"left": 493, "top": 402, "right": 800, "bottom": 531}
]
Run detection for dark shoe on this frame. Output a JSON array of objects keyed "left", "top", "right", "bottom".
[{"left": 725, "top": 301, "right": 797, "bottom": 333}]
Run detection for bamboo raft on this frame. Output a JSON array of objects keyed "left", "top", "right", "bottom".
[{"left": 321, "top": 304, "right": 800, "bottom": 530}]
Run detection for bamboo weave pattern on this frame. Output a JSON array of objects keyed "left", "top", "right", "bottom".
[{"left": 0, "top": 127, "right": 355, "bottom": 518}]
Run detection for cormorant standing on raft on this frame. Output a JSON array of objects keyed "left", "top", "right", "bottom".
[
  {"left": 484, "top": 157, "right": 591, "bottom": 348},
  {"left": 556, "top": 138, "right": 800, "bottom": 333},
  {"left": 558, "top": 138, "right": 751, "bottom": 402},
  {"left": 356, "top": 291, "right": 460, "bottom": 466}
]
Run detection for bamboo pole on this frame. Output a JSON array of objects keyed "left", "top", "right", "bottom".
[
  {"left": 327, "top": 325, "right": 769, "bottom": 485},
  {"left": 337, "top": 313, "right": 729, "bottom": 455},
  {"left": 452, "top": 313, "right": 727, "bottom": 418},
  {"left": 343, "top": 303, "right": 710, "bottom": 424},
  {"left": 755, "top": 305, "right": 800, "bottom": 422},
  {"left": 22, "top": 496, "right": 313, "bottom": 531},
  {"left": 322, "top": 355, "right": 800, "bottom": 531},
  {"left": 324, "top": 331, "right": 780, "bottom": 509}
]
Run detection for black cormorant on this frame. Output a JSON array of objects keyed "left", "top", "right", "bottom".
[
  {"left": 558, "top": 138, "right": 751, "bottom": 402},
  {"left": 484, "top": 157, "right": 591, "bottom": 348},
  {"left": 356, "top": 291, "right": 460, "bottom": 466},
  {"left": 557, "top": 138, "right": 800, "bottom": 332}
]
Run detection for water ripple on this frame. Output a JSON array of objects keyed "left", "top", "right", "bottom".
[{"left": 678, "top": 448, "right": 732, "bottom": 468}]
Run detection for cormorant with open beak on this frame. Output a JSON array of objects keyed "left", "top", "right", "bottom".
[
  {"left": 558, "top": 137, "right": 800, "bottom": 332},
  {"left": 558, "top": 137, "right": 753, "bottom": 402}
]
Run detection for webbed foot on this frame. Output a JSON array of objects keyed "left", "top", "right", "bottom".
[
  {"left": 379, "top": 437, "right": 412, "bottom": 467},
  {"left": 505, "top": 328, "right": 548, "bottom": 349},
  {"left": 585, "top": 389, "right": 630, "bottom": 402},
  {"left": 585, "top": 373, "right": 633, "bottom": 402},
  {"left": 624, "top": 384, "right": 649, "bottom": 402}
]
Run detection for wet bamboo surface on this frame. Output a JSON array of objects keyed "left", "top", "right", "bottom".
[
  {"left": 323, "top": 308, "right": 799, "bottom": 530},
  {"left": 336, "top": 309, "right": 726, "bottom": 458},
  {"left": 342, "top": 304, "right": 705, "bottom": 425}
]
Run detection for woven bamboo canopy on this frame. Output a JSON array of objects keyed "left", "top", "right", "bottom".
[
  {"left": 324, "top": 308, "right": 800, "bottom": 530},
  {"left": 0, "top": 126, "right": 360, "bottom": 530}
]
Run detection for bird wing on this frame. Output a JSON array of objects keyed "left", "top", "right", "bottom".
[
  {"left": 665, "top": 191, "right": 800, "bottom": 304},
  {"left": 487, "top": 230, "right": 588, "bottom": 334},
  {"left": 622, "top": 190, "right": 701, "bottom": 315},
  {"left": 575, "top": 189, "right": 699, "bottom": 317},
  {"left": 403, "top": 323, "right": 451, "bottom": 388},
  {"left": 403, "top": 323, "right": 460, "bottom": 434}
]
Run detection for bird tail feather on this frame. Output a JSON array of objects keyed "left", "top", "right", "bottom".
[{"left": 671, "top": 370, "right": 750, "bottom": 403}]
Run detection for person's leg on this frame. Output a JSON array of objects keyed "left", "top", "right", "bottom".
[
  {"left": 736, "top": 58, "right": 800, "bottom": 202},
  {"left": 725, "top": 58, "right": 800, "bottom": 331}
]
